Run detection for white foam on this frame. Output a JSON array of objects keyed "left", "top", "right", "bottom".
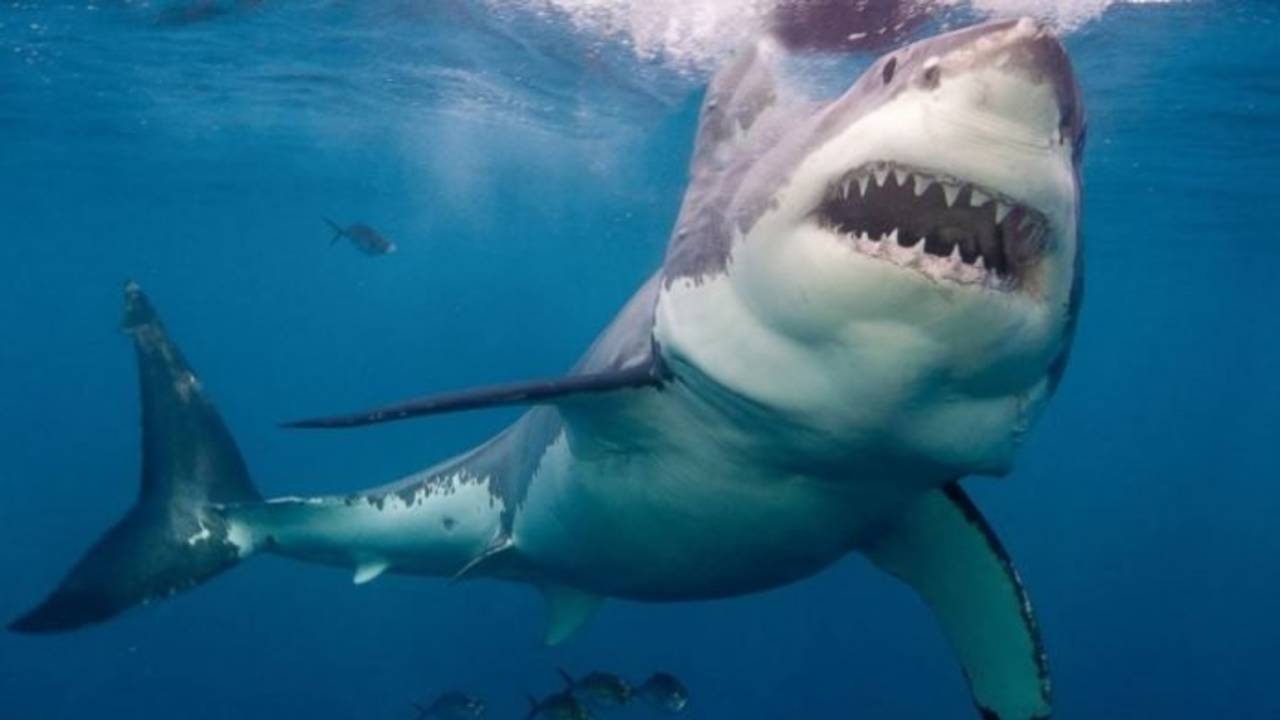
[
  {"left": 484, "top": 0, "right": 1190, "bottom": 69},
  {"left": 490, "top": 0, "right": 774, "bottom": 70},
  {"left": 957, "top": 0, "right": 1187, "bottom": 32}
]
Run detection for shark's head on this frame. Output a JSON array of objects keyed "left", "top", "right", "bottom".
[{"left": 656, "top": 18, "right": 1085, "bottom": 477}]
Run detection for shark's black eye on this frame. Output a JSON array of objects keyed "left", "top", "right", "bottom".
[{"left": 882, "top": 57, "right": 897, "bottom": 84}]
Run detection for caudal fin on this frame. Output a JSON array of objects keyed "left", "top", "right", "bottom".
[
  {"left": 323, "top": 217, "right": 344, "bottom": 245},
  {"left": 8, "top": 282, "right": 261, "bottom": 634}
]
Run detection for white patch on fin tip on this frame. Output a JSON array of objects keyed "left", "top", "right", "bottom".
[{"left": 353, "top": 559, "right": 390, "bottom": 585}]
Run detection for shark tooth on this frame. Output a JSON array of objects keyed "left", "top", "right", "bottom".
[
  {"left": 969, "top": 189, "right": 990, "bottom": 207},
  {"left": 903, "top": 238, "right": 924, "bottom": 267},
  {"left": 873, "top": 165, "right": 890, "bottom": 186},
  {"left": 913, "top": 175, "right": 931, "bottom": 196},
  {"left": 995, "top": 202, "right": 1012, "bottom": 223},
  {"left": 857, "top": 175, "right": 871, "bottom": 197},
  {"left": 943, "top": 184, "right": 960, "bottom": 207},
  {"left": 946, "top": 246, "right": 966, "bottom": 279},
  {"left": 893, "top": 235, "right": 919, "bottom": 265},
  {"left": 893, "top": 168, "right": 909, "bottom": 186}
]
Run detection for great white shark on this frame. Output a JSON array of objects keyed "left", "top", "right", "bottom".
[{"left": 11, "top": 17, "right": 1085, "bottom": 720}]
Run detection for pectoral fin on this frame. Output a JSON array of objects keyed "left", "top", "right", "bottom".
[
  {"left": 541, "top": 584, "right": 603, "bottom": 647},
  {"left": 282, "top": 362, "right": 666, "bottom": 429},
  {"left": 863, "top": 484, "right": 1051, "bottom": 720}
]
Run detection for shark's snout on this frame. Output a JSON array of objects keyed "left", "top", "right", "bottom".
[
  {"left": 997, "top": 19, "right": 1083, "bottom": 144},
  {"left": 919, "top": 17, "right": 1084, "bottom": 154}
]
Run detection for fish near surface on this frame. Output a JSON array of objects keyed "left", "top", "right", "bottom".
[
  {"left": 12, "top": 17, "right": 1085, "bottom": 720},
  {"left": 325, "top": 217, "right": 397, "bottom": 255}
]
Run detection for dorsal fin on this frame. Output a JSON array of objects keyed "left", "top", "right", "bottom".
[
  {"left": 662, "top": 41, "right": 784, "bottom": 285},
  {"left": 690, "top": 38, "right": 782, "bottom": 171}
]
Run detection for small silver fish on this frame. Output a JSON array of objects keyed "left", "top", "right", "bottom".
[
  {"left": 557, "top": 668, "right": 631, "bottom": 707},
  {"left": 636, "top": 672, "right": 689, "bottom": 713},
  {"left": 325, "top": 218, "right": 397, "bottom": 256},
  {"left": 413, "top": 691, "right": 485, "bottom": 719}
]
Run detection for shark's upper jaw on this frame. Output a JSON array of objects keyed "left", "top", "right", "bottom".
[
  {"left": 814, "top": 160, "right": 1050, "bottom": 291},
  {"left": 791, "top": 17, "right": 1081, "bottom": 299}
]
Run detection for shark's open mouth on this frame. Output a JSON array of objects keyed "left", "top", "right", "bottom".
[{"left": 815, "top": 161, "right": 1050, "bottom": 290}]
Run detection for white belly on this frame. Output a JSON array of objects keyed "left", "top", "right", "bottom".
[{"left": 510, "top": 392, "right": 927, "bottom": 600}]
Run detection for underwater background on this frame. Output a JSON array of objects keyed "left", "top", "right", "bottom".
[{"left": 1, "top": 0, "right": 1277, "bottom": 717}]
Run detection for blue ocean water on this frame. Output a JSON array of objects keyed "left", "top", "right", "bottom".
[{"left": 1, "top": 1, "right": 1277, "bottom": 718}]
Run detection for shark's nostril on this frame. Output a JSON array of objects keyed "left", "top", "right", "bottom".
[
  {"left": 883, "top": 57, "right": 897, "bottom": 84},
  {"left": 920, "top": 58, "right": 941, "bottom": 89}
]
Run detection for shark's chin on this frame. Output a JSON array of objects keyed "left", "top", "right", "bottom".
[{"left": 813, "top": 160, "right": 1051, "bottom": 294}]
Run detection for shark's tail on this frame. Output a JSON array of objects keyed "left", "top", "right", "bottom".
[
  {"left": 323, "top": 217, "right": 344, "bottom": 245},
  {"left": 8, "top": 282, "right": 261, "bottom": 634}
]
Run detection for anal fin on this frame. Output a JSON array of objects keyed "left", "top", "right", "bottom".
[
  {"left": 352, "top": 559, "right": 390, "bottom": 585},
  {"left": 863, "top": 484, "right": 1051, "bottom": 720},
  {"left": 541, "top": 584, "right": 603, "bottom": 647}
]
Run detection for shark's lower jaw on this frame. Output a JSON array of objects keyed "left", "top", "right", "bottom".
[{"left": 814, "top": 161, "right": 1051, "bottom": 292}]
